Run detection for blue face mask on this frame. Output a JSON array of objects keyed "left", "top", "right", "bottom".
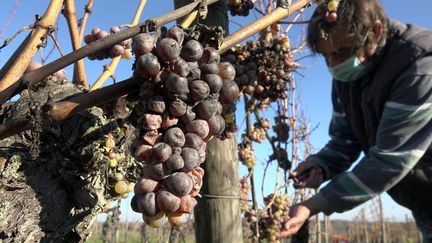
[{"left": 328, "top": 55, "right": 374, "bottom": 82}]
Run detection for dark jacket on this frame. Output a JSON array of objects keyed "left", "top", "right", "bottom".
[{"left": 310, "top": 20, "right": 432, "bottom": 220}]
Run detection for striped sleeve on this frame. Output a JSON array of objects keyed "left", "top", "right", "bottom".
[
  {"left": 313, "top": 56, "right": 432, "bottom": 215},
  {"left": 308, "top": 85, "right": 362, "bottom": 180}
]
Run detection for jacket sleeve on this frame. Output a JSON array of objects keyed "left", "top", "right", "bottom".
[
  {"left": 313, "top": 56, "right": 432, "bottom": 215},
  {"left": 307, "top": 81, "right": 362, "bottom": 180}
]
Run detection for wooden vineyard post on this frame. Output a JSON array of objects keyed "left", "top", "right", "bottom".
[{"left": 194, "top": 135, "right": 243, "bottom": 243}]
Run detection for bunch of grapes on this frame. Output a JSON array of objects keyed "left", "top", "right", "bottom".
[
  {"left": 238, "top": 135, "right": 256, "bottom": 169},
  {"left": 227, "top": 0, "right": 255, "bottom": 16},
  {"left": 102, "top": 133, "right": 135, "bottom": 198},
  {"left": 128, "top": 25, "right": 240, "bottom": 227},
  {"left": 222, "top": 32, "right": 300, "bottom": 104},
  {"left": 314, "top": 0, "right": 341, "bottom": 23},
  {"left": 243, "top": 193, "right": 291, "bottom": 242},
  {"left": 249, "top": 118, "right": 271, "bottom": 143},
  {"left": 84, "top": 26, "right": 133, "bottom": 60},
  {"left": 239, "top": 176, "right": 251, "bottom": 211}
]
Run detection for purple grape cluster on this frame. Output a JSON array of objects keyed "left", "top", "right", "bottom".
[
  {"left": 84, "top": 26, "right": 132, "bottom": 60},
  {"left": 129, "top": 26, "right": 240, "bottom": 226}
]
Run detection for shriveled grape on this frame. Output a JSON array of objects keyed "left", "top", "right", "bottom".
[
  {"left": 186, "top": 120, "right": 209, "bottom": 139},
  {"left": 156, "top": 189, "right": 181, "bottom": 213},
  {"left": 165, "top": 73, "right": 189, "bottom": 94},
  {"left": 184, "top": 133, "right": 204, "bottom": 151},
  {"left": 169, "top": 98, "right": 187, "bottom": 117},
  {"left": 189, "top": 80, "right": 210, "bottom": 102},
  {"left": 167, "top": 26, "right": 184, "bottom": 45},
  {"left": 147, "top": 96, "right": 166, "bottom": 114},
  {"left": 132, "top": 33, "right": 155, "bottom": 56},
  {"left": 136, "top": 53, "right": 161, "bottom": 78},
  {"left": 152, "top": 142, "right": 172, "bottom": 163},
  {"left": 156, "top": 38, "right": 181, "bottom": 62},
  {"left": 164, "top": 127, "right": 185, "bottom": 147},
  {"left": 165, "top": 172, "right": 193, "bottom": 197},
  {"left": 181, "top": 39, "right": 203, "bottom": 62},
  {"left": 134, "top": 177, "right": 159, "bottom": 195},
  {"left": 195, "top": 99, "right": 218, "bottom": 120},
  {"left": 204, "top": 74, "right": 223, "bottom": 93},
  {"left": 137, "top": 192, "right": 159, "bottom": 217},
  {"left": 164, "top": 154, "right": 185, "bottom": 174},
  {"left": 181, "top": 147, "right": 200, "bottom": 172}
]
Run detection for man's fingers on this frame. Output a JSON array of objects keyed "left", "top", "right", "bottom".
[
  {"left": 279, "top": 221, "right": 302, "bottom": 238},
  {"left": 291, "top": 163, "right": 313, "bottom": 177}
]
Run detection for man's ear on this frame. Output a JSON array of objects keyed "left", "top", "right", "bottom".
[
  {"left": 372, "top": 20, "right": 383, "bottom": 42},
  {"left": 365, "top": 20, "right": 383, "bottom": 57}
]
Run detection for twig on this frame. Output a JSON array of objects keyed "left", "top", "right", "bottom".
[
  {"left": 285, "top": 9, "right": 304, "bottom": 33},
  {"left": 78, "top": 0, "right": 95, "bottom": 41},
  {"left": 252, "top": 109, "right": 281, "bottom": 211},
  {"left": 48, "top": 32, "right": 65, "bottom": 57},
  {"left": 243, "top": 94, "right": 260, "bottom": 242},
  {"left": 261, "top": 160, "right": 271, "bottom": 201},
  {"left": 0, "top": 0, "right": 64, "bottom": 102},
  {"left": 0, "top": 0, "right": 216, "bottom": 105},
  {"left": 64, "top": 0, "right": 88, "bottom": 88},
  {"left": 254, "top": 7, "right": 265, "bottom": 16},
  {"left": 90, "top": 0, "right": 148, "bottom": 91},
  {"left": 0, "top": 0, "right": 21, "bottom": 41},
  {"left": 278, "top": 20, "right": 310, "bottom": 25},
  {"left": 220, "top": 0, "right": 313, "bottom": 53},
  {"left": 0, "top": 25, "right": 32, "bottom": 50},
  {"left": 40, "top": 29, "right": 60, "bottom": 64}
]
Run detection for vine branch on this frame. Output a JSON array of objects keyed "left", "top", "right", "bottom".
[{"left": 64, "top": 0, "right": 88, "bottom": 88}]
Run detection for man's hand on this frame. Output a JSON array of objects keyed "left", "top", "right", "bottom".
[
  {"left": 279, "top": 198, "right": 321, "bottom": 238},
  {"left": 291, "top": 160, "right": 325, "bottom": 189}
]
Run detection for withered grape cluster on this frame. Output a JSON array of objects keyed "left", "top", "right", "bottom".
[
  {"left": 84, "top": 26, "right": 133, "bottom": 60},
  {"left": 314, "top": 0, "right": 341, "bottom": 23},
  {"left": 227, "top": 0, "right": 255, "bottom": 16},
  {"left": 222, "top": 34, "right": 299, "bottom": 103},
  {"left": 238, "top": 135, "right": 256, "bottom": 169},
  {"left": 129, "top": 25, "right": 239, "bottom": 226},
  {"left": 239, "top": 176, "right": 250, "bottom": 211},
  {"left": 103, "top": 133, "right": 135, "bottom": 198},
  {"left": 245, "top": 194, "right": 291, "bottom": 243}
]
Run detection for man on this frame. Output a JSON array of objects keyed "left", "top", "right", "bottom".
[{"left": 280, "top": 0, "right": 432, "bottom": 241}]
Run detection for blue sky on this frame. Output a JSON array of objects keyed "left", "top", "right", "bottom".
[{"left": 1, "top": 0, "right": 431, "bottom": 223}]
